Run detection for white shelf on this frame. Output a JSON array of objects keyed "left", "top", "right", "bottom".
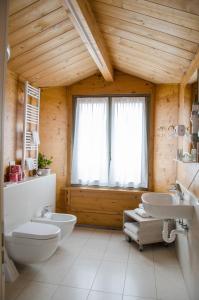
[
  {"left": 174, "top": 159, "right": 199, "bottom": 164},
  {"left": 4, "top": 174, "right": 55, "bottom": 189}
]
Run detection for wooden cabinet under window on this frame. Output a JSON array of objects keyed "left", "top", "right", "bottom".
[{"left": 64, "top": 187, "right": 144, "bottom": 228}]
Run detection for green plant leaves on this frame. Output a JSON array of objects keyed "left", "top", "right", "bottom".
[{"left": 38, "top": 152, "right": 53, "bottom": 169}]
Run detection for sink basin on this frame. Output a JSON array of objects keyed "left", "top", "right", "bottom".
[{"left": 142, "top": 192, "right": 193, "bottom": 219}]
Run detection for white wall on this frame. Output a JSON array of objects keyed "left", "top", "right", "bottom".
[
  {"left": 176, "top": 185, "right": 199, "bottom": 300},
  {"left": 4, "top": 174, "right": 56, "bottom": 234}
]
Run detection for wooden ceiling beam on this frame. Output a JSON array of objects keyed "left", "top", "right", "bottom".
[
  {"left": 181, "top": 47, "right": 199, "bottom": 86},
  {"left": 62, "top": 0, "right": 113, "bottom": 81}
]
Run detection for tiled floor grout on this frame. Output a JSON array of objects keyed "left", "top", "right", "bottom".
[
  {"left": 20, "top": 230, "right": 93, "bottom": 300},
  {"left": 152, "top": 247, "right": 158, "bottom": 300},
  {"left": 121, "top": 237, "right": 131, "bottom": 297},
  {"left": 86, "top": 230, "right": 114, "bottom": 299},
  {"left": 6, "top": 228, "right": 190, "bottom": 300}
]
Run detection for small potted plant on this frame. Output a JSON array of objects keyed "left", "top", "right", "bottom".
[{"left": 37, "top": 152, "right": 53, "bottom": 176}]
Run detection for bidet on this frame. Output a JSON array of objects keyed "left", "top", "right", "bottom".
[{"left": 32, "top": 212, "right": 77, "bottom": 239}]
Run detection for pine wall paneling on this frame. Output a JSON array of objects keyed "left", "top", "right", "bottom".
[
  {"left": 39, "top": 87, "right": 68, "bottom": 212},
  {"left": 175, "top": 83, "right": 199, "bottom": 300},
  {"left": 153, "top": 84, "right": 179, "bottom": 192},
  {"left": 62, "top": 71, "right": 155, "bottom": 227},
  {"left": 5, "top": 69, "right": 196, "bottom": 228},
  {"left": 4, "top": 71, "right": 18, "bottom": 176}
]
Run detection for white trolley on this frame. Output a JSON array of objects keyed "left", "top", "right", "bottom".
[{"left": 123, "top": 210, "right": 166, "bottom": 251}]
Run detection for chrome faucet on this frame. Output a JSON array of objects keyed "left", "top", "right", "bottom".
[
  {"left": 41, "top": 205, "right": 51, "bottom": 217},
  {"left": 169, "top": 183, "right": 184, "bottom": 200}
]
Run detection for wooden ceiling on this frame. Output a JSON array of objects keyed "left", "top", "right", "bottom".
[
  {"left": 8, "top": 0, "right": 98, "bottom": 87},
  {"left": 8, "top": 0, "right": 199, "bottom": 86}
]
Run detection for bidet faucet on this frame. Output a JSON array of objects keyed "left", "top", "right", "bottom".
[
  {"left": 169, "top": 183, "right": 184, "bottom": 200},
  {"left": 41, "top": 205, "right": 51, "bottom": 217}
]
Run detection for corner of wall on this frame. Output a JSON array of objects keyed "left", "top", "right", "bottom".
[{"left": 153, "top": 84, "right": 179, "bottom": 192}]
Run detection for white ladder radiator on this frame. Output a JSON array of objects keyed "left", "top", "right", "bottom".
[{"left": 22, "top": 81, "right": 40, "bottom": 171}]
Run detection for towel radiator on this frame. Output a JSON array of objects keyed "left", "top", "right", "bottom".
[{"left": 22, "top": 81, "right": 40, "bottom": 171}]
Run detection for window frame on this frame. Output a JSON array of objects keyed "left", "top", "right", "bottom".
[{"left": 72, "top": 93, "right": 151, "bottom": 190}]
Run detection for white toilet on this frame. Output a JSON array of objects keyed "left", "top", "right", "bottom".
[{"left": 5, "top": 222, "right": 61, "bottom": 264}]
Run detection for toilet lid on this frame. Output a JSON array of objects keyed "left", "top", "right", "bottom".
[{"left": 12, "top": 222, "right": 60, "bottom": 240}]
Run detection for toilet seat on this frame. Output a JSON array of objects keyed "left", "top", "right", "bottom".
[
  {"left": 12, "top": 222, "right": 60, "bottom": 240},
  {"left": 5, "top": 222, "right": 61, "bottom": 264}
]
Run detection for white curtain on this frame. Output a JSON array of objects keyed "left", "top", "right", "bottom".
[
  {"left": 109, "top": 97, "right": 148, "bottom": 188},
  {"left": 71, "top": 97, "right": 109, "bottom": 186}
]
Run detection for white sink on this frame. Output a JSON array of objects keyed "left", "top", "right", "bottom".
[{"left": 142, "top": 192, "right": 194, "bottom": 219}]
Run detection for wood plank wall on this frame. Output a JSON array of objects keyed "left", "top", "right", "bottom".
[
  {"left": 63, "top": 71, "right": 155, "bottom": 227},
  {"left": 5, "top": 69, "right": 195, "bottom": 228},
  {"left": 177, "top": 84, "right": 198, "bottom": 197},
  {"left": 39, "top": 71, "right": 155, "bottom": 227},
  {"left": 153, "top": 84, "right": 179, "bottom": 191},
  {"left": 153, "top": 84, "right": 192, "bottom": 192},
  {"left": 4, "top": 70, "right": 18, "bottom": 177},
  {"left": 40, "top": 72, "right": 195, "bottom": 228},
  {"left": 4, "top": 70, "right": 28, "bottom": 179},
  {"left": 175, "top": 83, "right": 198, "bottom": 300},
  {"left": 39, "top": 87, "right": 68, "bottom": 212},
  {"left": 4, "top": 75, "right": 69, "bottom": 213}
]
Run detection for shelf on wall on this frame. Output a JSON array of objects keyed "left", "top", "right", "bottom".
[
  {"left": 4, "top": 174, "right": 55, "bottom": 188},
  {"left": 173, "top": 159, "right": 199, "bottom": 164}
]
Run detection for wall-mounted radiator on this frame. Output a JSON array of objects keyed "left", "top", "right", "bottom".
[{"left": 22, "top": 82, "right": 40, "bottom": 170}]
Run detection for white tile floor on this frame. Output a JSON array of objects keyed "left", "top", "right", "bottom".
[{"left": 5, "top": 227, "right": 190, "bottom": 300}]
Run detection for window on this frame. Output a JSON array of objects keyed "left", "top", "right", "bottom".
[{"left": 72, "top": 96, "right": 148, "bottom": 188}]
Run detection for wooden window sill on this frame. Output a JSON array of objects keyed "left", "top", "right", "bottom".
[{"left": 63, "top": 185, "right": 149, "bottom": 194}]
